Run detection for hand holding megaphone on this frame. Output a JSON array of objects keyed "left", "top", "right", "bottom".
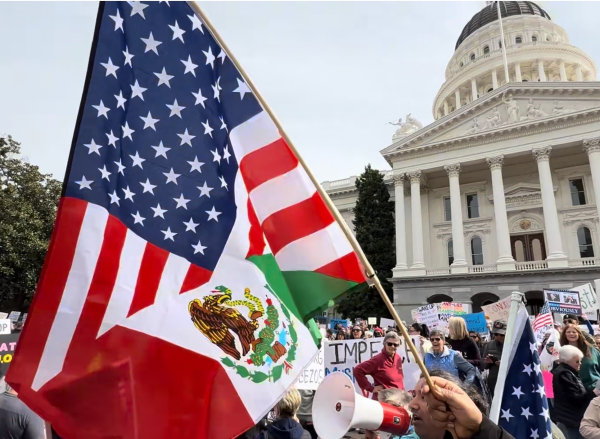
[{"left": 312, "top": 373, "right": 411, "bottom": 439}]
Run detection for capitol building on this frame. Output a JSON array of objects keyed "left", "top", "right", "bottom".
[{"left": 323, "top": 1, "right": 600, "bottom": 320}]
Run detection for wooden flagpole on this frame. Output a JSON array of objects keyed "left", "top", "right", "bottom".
[{"left": 188, "top": 2, "right": 437, "bottom": 394}]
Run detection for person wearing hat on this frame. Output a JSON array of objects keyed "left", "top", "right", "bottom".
[{"left": 481, "top": 320, "right": 507, "bottom": 398}]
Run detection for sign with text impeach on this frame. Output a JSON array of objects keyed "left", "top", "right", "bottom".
[
  {"left": 482, "top": 296, "right": 512, "bottom": 322},
  {"left": 544, "top": 289, "right": 582, "bottom": 316},
  {"left": 324, "top": 337, "right": 421, "bottom": 394}
]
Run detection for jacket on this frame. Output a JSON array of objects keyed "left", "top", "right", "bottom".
[
  {"left": 552, "top": 362, "right": 595, "bottom": 428},
  {"left": 581, "top": 347, "right": 600, "bottom": 392},
  {"left": 353, "top": 349, "right": 404, "bottom": 399},
  {"left": 424, "top": 346, "right": 476, "bottom": 384},
  {"left": 441, "top": 416, "right": 515, "bottom": 439},
  {"left": 482, "top": 339, "right": 504, "bottom": 395},
  {"left": 257, "top": 418, "right": 311, "bottom": 439},
  {"left": 449, "top": 337, "right": 482, "bottom": 369},
  {"left": 581, "top": 396, "right": 600, "bottom": 439}
]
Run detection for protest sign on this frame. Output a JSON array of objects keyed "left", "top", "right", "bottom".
[
  {"left": 0, "top": 333, "right": 19, "bottom": 376},
  {"left": 462, "top": 312, "right": 488, "bottom": 334},
  {"left": 410, "top": 309, "right": 421, "bottom": 323},
  {"left": 330, "top": 319, "right": 347, "bottom": 330},
  {"left": 539, "top": 328, "right": 560, "bottom": 371},
  {"left": 544, "top": 289, "right": 582, "bottom": 316},
  {"left": 324, "top": 336, "right": 421, "bottom": 395},
  {"left": 482, "top": 296, "right": 511, "bottom": 322},
  {"left": 572, "top": 283, "right": 598, "bottom": 320},
  {"left": 296, "top": 346, "right": 325, "bottom": 390},
  {"left": 380, "top": 318, "right": 396, "bottom": 328},
  {"left": 418, "top": 304, "right": 439, "bottom": 329},
  {"left": 0, "top": 313, "right": 7, "bottom": 320},
  {"left": 0, "top": 320, "right": 11, "bottom": 335},
  {"left": 368, "top": 317, "right": 377, "bottom": 325},
  {"left": 7, "top": 312, "right": 20, "bottom": 323}
]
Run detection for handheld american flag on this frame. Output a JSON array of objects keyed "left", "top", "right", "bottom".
[
  {"left": 497, "top": 306, "right": 552, "bottom": 439},
  {"left": 7, "top": 2, "right": 368, "bottom": 438}
]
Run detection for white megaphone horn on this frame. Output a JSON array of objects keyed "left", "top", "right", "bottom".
[{"left": 312, "top": 372, "right": 411, "bottom": 439}]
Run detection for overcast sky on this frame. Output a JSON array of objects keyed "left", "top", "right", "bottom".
[{"left": 2, "top": 1, "right": 599, "bottom": 183}]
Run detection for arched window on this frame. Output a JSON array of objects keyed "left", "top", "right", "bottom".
[
  {"left": 428, "top": 294, "right": 453, "bottom": 304},
  {"left": 459, "top": 62, "right": 464, "bottom": 67},
  {"left": 487, "top": 87, "right": 493, "bottom": 93},
  {"left": 515, "top": 36, "right": 522, "bottom": 44},
  {"left": 532, "top": 35, "right": 537, "bottom": 42},
  {"left": 578, "top": 227, "right": 595, "bottom": 258},
  {"left": 499, "top": 40, "right": 502, "bottom": 48},
  {"left": 448, "top": 240, "right": 454, "bottom": 266},
  {"left": 470, "top": 53, "right": 476, "bottom": 61},
  {"left": 483, "top": 46, "right": 490, "bottom": 55},
  {"left": 471, "top": 237, "right": 483, "bottom": 265}
]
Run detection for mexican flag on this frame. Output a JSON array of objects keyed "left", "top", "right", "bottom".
[{"left": 7, "top": 2, "right": 368, "bottom": 439}]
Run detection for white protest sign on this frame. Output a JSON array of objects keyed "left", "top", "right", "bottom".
[
  {"left": 324, "top": 336, "right": 421, "bottom": 395},
  {"left": 7, "top": 312, "right": 20, "bottom": 323},
  {"left": 296, "top": 346, "right": 325, "bottom": 390},
  {"left": 410, "top": 309, "right": 421, "bottom": 323},
  {"left": 368, "top": 317, "right": 377, "bottom": 325},
  {"left": 572, "top": 283, "right": 598, "bottom": 320},
  {"left": 380, "top": 318, "right": 396, "bottom": 328},
  {"left": 482, "top": 297, "right": 511, "bottom": 322},
  {"left": 0, "top": 320, "right": 11, "bottom": 335},
  {"left": 539, "top": 329, "right": 561, "bottom": 371},
  {"left": 0, "top": 313, "right": 8, "bottom": 320},
  {"left": 418, "top": 304, "right": 440, "bottom": 329}
]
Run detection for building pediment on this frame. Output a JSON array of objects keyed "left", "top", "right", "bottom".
[
  {"left": 488, "top": 182, "right": 557, "bottom": 211},
  {"left": 381, "top": 82, "right": 600, "bottom": 164}
]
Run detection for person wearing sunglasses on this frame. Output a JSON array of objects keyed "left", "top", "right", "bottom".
[
  {"left": 353, "top": 332, "right": 405, "bottom": 401},
  {"left": 350, "top": 326, "right": 365, "bottom": 340},
  {"left": 424, "top": 329, "right": 476, "bottom": 385},
  {"left": 481, "top": 320, "right": 507, "bottom": 398}
]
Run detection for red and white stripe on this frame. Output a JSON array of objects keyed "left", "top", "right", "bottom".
[
  {"left": 230, "top": 111, "right": 365, "bottom": 283},
  {"left": 533, "top": 312, "right": 553, "bottom": 332}
]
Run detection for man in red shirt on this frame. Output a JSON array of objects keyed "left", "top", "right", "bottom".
[{"left": 353, "top": 331, "right": 405, "bottom": 399}]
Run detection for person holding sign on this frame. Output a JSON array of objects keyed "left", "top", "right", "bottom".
[
  {"left": 481, "top": 320, "right": 506, "bottom": 397},
  {"left": 559, "top": 324, "right": 600, "bottom": 392},
  {"left": 424, "top": 330, "right": 476, "bottom": 384},
  {"left": 353, "top": 332, "right": 405, "bottom": 400}
]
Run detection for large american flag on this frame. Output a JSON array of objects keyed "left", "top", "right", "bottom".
[
  {"left": 532, "top": 302, "right": 553, "bottom": 333},
  {"left": 498, "top": 308, "right": 552, "bottom": 439}
]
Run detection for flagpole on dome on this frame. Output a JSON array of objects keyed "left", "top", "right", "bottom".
[
  {"left": 496, "top": 1, "right": 511, "bottom": 83},
  {"left": 489, "top": 291, "right": 525, "bottom": 422},
  {"left": 188, "top": 2, "right": 439, "bottom": 393}
]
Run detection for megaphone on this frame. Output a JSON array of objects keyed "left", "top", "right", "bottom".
[{"left": 313, "top": 372, "right": 411, "bottom": 439}]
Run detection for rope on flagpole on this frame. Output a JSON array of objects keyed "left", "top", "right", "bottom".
[{"left": 188, "top": 1, "right": 439, "bottom": 396}]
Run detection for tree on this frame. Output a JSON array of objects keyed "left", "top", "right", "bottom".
[
  {"left": 0, "top": 136, "right": 61, "bottom": 311},
  {"left": 336, "top": 165, "right": 396, "bottom": 321}
]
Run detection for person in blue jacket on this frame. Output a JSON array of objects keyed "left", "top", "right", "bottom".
[{"left": 424, "top": 329, "right": 476, "bottom": 384}]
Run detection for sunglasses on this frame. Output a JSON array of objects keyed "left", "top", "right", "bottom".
[
  {"left": 386, "top": 342, "right": 399, "bottom": 347},
  {"left": 352, "top": 329, "right": 361, "bottom": 332},
  {"left": 430, "top": 337, "right": 442, "bottom": 342}
]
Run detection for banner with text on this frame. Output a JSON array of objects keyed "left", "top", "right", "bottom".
[
  {"left": 461, "top": 312, "right": 489, "bottom": 334},
  {"left": 296, "top": 346, "right": 325, "bottom": 390},
  {"left": 544, "top": 289, "right": 582, "bottom": 316},
  {"left": 482, "top": 296, "right": 512, "bottom": 322},
  {"left": 572, "top": 283, "right": 598, "bottom": 320},
  {"left": 0, "top": 333, "right": 19, "bottom": 376},
  {"left": 324, "top": 336, "right": 422, "bottom": 395}
]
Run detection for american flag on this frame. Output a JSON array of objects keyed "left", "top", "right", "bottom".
[
  {"left": 532, "top": 302, "right": 553, "bottom": 332},
  {"left": 498, "top": 307, "right": 552, "bottom": 439}
]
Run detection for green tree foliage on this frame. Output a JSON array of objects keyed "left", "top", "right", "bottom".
[
  {"left": 0, "top": 136, "right": 61, "bottom": 311},
  {"left": 336, "top": 165, "right": 395, "bottom": 320}
]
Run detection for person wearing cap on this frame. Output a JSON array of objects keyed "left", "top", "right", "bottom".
[{"left": 481, "top": 320, "right": 507, "bottom": 397}]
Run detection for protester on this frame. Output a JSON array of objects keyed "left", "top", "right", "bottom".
[
  {"left": 365, "top": 388, "right": 414, "bottom": 439},
  {"left": 354, "top": 331, "right": 405, "bottom": 399},
  {"left": 564, "top": 314, "right": 595, "bottom": 338},
  {"left": 412, "top": 375, "right": 514, "bottom": 439},
  {"left": 552, "top": 345, "right": 598, "bottom": 439},
  {"left": 256, "top": 388, "right": 311, "bottom": 439},
  {"left": 374, "top": 327, "right": 385, "bottom": 338},
  {"left": 410, "top": 323, "right": 432, "bottom": 353},
  {"left": 481, "top": 320, "right": 506, "bottom": 397},
  {"left": 325, "top": 329, "right": 334, "bottom": 341},
  {"left": 581, "top": 394, "right": 600, "bottom": 439},
  {"left": 469, "top": 331, "right": 486, "bottom": 361},
  {"left": 594, "top": 335, "right": 600, "bottom": 351},
  {"left": 335, "top": 331, "right": 347, "bottom": 341},
  {"left": 351, "top": 325, "right": 365, "bottom": 340},
  {"left": 297, "top": 390, "right": 316, "bottom": 439},
  {"left": 424, "top": 329, "right": 476, "bottom": 384},
  {"left": 365, "top": 330, "right": 374, "bottom": 339},
  {"left": 559, "top": 324, "right": 600, "bottom": 392},
  {"left": 0, "top": 378, "right": 45, "bottom": 439},
  {"left": 448, "top": 317, "right": 481, "bottom": 370}
]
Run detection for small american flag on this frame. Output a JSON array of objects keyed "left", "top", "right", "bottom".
[
  {"left": 498, "top": 308, "right": 552, "bottom": 439},
  {"left": 532, "top": 302, "right": 553, "bottom": 332}
]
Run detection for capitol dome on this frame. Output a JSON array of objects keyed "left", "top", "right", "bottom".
[{"left": 433, "top": 1, "right": 597, "bottom": 119}]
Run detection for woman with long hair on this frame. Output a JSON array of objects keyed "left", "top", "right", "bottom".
[
  {"left": 448, "top": 317, "right": 481, "bottom": 370},
  {"left": 559, "top": 323, "right": 600, "bottom": 392},
  {"left": 350, "top": 325, "right": 365, "bottom": 340}
]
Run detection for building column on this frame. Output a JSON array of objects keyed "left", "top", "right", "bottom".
[
  {"left": 537, "top": 60, "right": 547, "bottom": 82},
  {"left": 491, "top": 69, "right": 498, "bottom": 89},
  {"left": 444, "top": 164, "right": 468, "bottom": 273},
  {"left": 583, "top": 137, "right": 600, "bottom": 248},
  {"left": 409, "top": 171, "right": 426, "bottom": 271},
  {"left": 471, "top": 78, "right": 478, "bottom": 100},
  {"left": 575, "top": 64, "right": 583, "bottom": 81},
  {"left": 532, "top": 147, "right": 568, "bottom": 267},
  {"left": 443, "top": 100, "right": 449, "bottom": 116},
  {"left": 455, "top": 89, "right": 461, "bottom": 110},
  {"left": 393, "top": 174, "right": 408, "bottom": 274},
  {"left": 559, "top": 60, "right": 568, "bottom": 81},
  {"left": 486, "top": 156, "right": 516, "bottom": 271},
  {"left": 514, "top": 62, "right": 522, "bottom": 82}
]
